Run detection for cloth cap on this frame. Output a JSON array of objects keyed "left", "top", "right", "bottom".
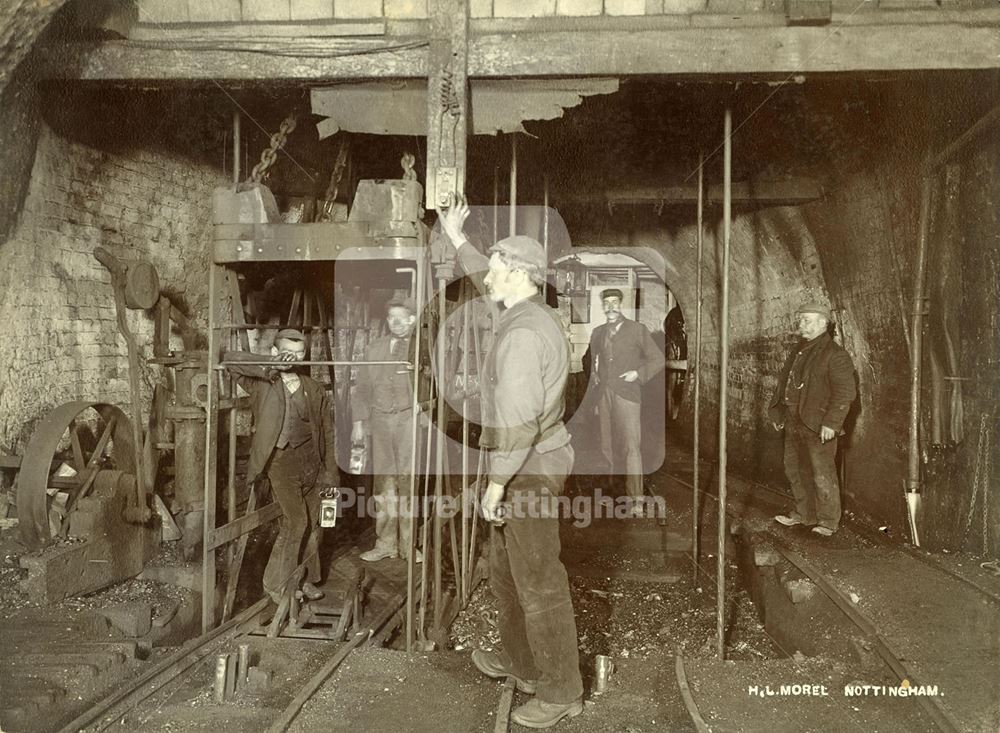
[
  {"left": 601, "top": 288, "right": 624, "bottom": 302},
  {"left": 386, "top": 297, "right": 417, "bottom": 314},
  {"left": 796, "top": 302, "right": 831, "bottom": 320},
  {"left": 489, "top": 235, "right": 547, "bottom": 272},
  {"left": 275, "top": 328, "right": 306, "bottom": 342}
]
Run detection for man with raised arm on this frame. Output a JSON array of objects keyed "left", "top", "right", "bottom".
[{"left": 439, "top": 197, "right": 584, "bottom": 729}]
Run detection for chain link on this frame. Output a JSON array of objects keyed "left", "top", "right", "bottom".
[
  {"left": 401, "top": 152, "right": 417, "bottom": 181},
  {"left": 318, "top": 141, "right": 350, "bottom": 222},
  {"left": 249, "top": 115, "right": 298, "bottom": 184}
]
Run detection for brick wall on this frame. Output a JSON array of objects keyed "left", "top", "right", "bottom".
[
  {"left": 566, "top": 77, "right": 1000, "bottom": 551},
  {"left": 0, "top": 124, "right": 224, "bottom": 453}
]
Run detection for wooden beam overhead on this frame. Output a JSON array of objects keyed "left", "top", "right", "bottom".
[
  {"left": 425, "top": 0, "right": 469, "bottom": 210},
  {"left": 37, "top": 13, "right": 1000, "bottom": 82}
]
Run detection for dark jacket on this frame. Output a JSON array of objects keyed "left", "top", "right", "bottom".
[
  {"left": 224, "top": 352, "right": 337, "bottom": 481},
  {"left": 353, "top": 334, "right": 414, "bottom": 421},
  {"left": 587, "top": 318, "right": 666, "bottom": 403},
  {"left": 767, "top": 333, "right": 856, "bottom": 434}
]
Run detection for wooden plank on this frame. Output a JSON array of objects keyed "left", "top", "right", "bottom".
[
  {"left": 38, "top": 13, "right": 1000, "bottom": 81},
  {"left": 425, "top": 0, "right": 469, "bottom": 210},
  {"left": 127, "top": 20, "right": 386, "bottom": 40},
  {"left": 208, "top": 500, "right": 282, "bottom": 549}
]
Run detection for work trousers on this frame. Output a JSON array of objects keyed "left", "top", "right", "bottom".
[
  {"left": 598, "top": 388, "right": 644, "bottom": 497},
  {"left": 490, "top": 443, "right": 584, "bottom": 705},
  {"left": 263, "top": 442, "right": 322, "bottom": 601},
  {"left": 783, "top": 417, "right": 841, "bottom": 531},
  {"left": 370, "top": 409, "right": 416, "bottom": 557}
]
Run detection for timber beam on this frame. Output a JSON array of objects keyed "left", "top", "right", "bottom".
[{"left": 36, "top": 12, "right": 1000, "bottom": 82}]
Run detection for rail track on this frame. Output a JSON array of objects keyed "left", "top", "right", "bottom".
[{"left": 670, "top": 471, "right": 993, "bottom": 733}]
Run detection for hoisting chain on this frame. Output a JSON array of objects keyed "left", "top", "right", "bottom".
[
  {"left": 249, "top": 114, "right": 298, "bottom": 184},
  {"left": 317, "top": 140, "right": 350, "bottom": 222}
]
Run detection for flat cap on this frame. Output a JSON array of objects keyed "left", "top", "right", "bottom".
[
  {"left": 275, "top": 328, "right": 306, "bottom": 342},
  {"left": 601, "top": 288, "right": 624, "bottom": 301},
  {"left": 386, "top": 297, "right": 417, "bottom": 314},
  {"left": 489, "top": 235, "right": 547, "bottom": 272},
  {"left": 796, "top": 302, "right": 831, "bottom": 320}
]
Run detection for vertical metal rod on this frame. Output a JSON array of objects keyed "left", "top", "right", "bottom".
[
  {"left": 202, "top": 263, "right": 219, "bottom": 633},
  {"left": 716, "top": 109, "right": 732, "bottom": 661},
  {"left": 906, "top": 175, "right": 933, "bottom": 547},
  {"left": 405, "top": 255, "right": 425, "bottom": 652},
  {"left": 509, "top": 134, "right": 517, "bottom": 236},
  {"left": 460, "top": 295, "right": 470, "bottom": 606},
  {"left": 693, "top": 151, "right": 704, "bottom": 584},
  {"left": 433, "top": 278, "right": 447, "bottom": 629},
  {"left": 493, "top": 163, "right": 499, "bottom": 245},
  {"left": 543, "top": 174, "right": 550, "bottom": 263},
  {"left": 232, "top": 110, "right": 241, "bottom": 185}
]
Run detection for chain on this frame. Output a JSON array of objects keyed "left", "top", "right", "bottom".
[
  {"left": 401, "top": 152, "right": 416, "bottom": 181},
  {"left": 317, "top": 140, "right": 349, "bottom": 222},
  {"left": 249, "top": 115, "right": 297, "bottom": 184}
]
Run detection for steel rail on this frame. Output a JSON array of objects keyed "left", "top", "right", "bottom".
[
  {"left": 675, "top": 650, "right": 712, "bottom": 733},
  {"left": 774, "top": 546, "right": 964, "bottom": 733},
  {"left": 61, "top": 598, "right": 269, "bottom": 733}
]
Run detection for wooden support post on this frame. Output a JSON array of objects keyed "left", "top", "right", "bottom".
[{"left": 425, "top": 0, "right": 469, "bottom": 211}]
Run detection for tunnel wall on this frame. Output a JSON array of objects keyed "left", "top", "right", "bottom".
[
  {"left": 0, "top": 121, "right": 223, "bottom": 453},
  {"left": 571, "top": 77, "right": 999, "bottom": 553}
]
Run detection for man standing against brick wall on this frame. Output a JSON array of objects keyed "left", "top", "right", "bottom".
[
  {"left": 586, "top": 289, "right": 666, "bottom": 515},
  {"left": 352, "top": 298, "right": 422, "bottom": 564},
  {"left": 768, "top": 303, "right": 857, "bottom": 537},
  {"left": 225, "top": 329, "right": 337, "bottom": 607},
  {"left": 441, "top": 197, "right": 584, "bottom": 729}
]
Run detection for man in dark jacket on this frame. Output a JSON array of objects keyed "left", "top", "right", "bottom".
[
  {"left": 352, "top": 298, "right": 422, "bottom": 564},
  {"left": 440, "top": 197, "right": 584, "bottom": 729},
  {"left": 225, "top": 329, "right": 337, "bottom": 604},
  {"left": 586, "top": 289, "right": 665, "bottom": 511},
  {"left": 768, "top": 303, "right": 856, "bottom": 536}
]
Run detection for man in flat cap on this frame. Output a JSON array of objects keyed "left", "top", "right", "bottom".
[
  {"left": 440, "top": 197, "right": 584, "bottom": 729},
  {"left": 768, "top": 302, "right": 856, "bottom": 536},
  {"left": 586, "top": 288, "right": 665, "bottom": 514},
  {"left": 224, "top": 329, "right": 337, "bottom": 607},
  {"left": 353, "top": 297, "right": 422, "bottom": 564}
]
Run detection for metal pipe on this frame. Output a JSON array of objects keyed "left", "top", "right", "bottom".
[
  {"left": 405, "top": 257, "right": 425, "bottom": 652},
  {"left": 906, "top": 176, "right": 934, "bottom": 547},
  {"left": 693, "top": 151, "right": 704, "bottom": 584},
  {"left": 460, "top": 295, "right": 470, "bottom": 606},
  {"left": 543, "top": 174, "right": 550, "bottom": 263},
  {"left": 433, "top": 277, "right": 447, "bottom": 629},
  {"left": 717, "top": 109, "right": 732, "bottom": 661},
  {"left": 493, "top": 163, "right": 499, "bottom": 245},
  {"left": 901, "top": 100, "right": 1000, "bottom": 548},
  {"left": 509, "top": 134, "right": 517, "bottom": 236},
  {"left": 232, "top": 110, "right": 241, "bottom": 185},
  {"left": 202, "top": 263, "right": 219, "bottom": 633}
]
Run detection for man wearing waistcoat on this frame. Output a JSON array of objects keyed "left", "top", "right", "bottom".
[
  {"left": 224, "top": 329, "right": 337, "bottom": 606},
  {"left": 768, "top": 303, "right": 856, "bottom": 537},
  {"left": 440, "top": 197, "right": 584, "bottom": 729},
  {"left": 353, "top": 298, "right": 422, "bottom": 564},
  {"left": 587, "top": 289, "right": 665, "bottom": 513}
]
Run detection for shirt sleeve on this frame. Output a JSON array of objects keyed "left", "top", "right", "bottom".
[
  {"left": 455, "top": 240, "right": 491, "bottom": 297},
  {"left": 488, "top": 328, "right": 546, "bottom": 487}
]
